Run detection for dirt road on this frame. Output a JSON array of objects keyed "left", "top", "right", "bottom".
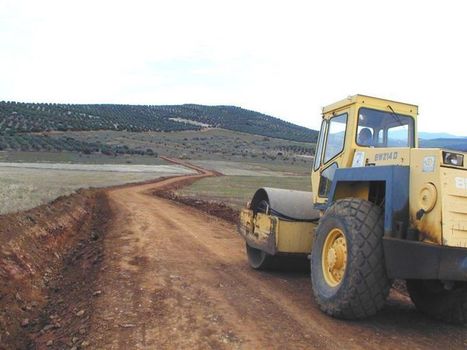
[{"left": 67, "top": 166, "right": 465, "bottom": 350}]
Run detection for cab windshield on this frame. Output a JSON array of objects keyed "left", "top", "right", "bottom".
[{"left": 356, "top": 107, "right": 415, "bottom": 148}]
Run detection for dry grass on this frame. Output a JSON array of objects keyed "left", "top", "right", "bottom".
[
  {"left": 176, "top": 160, "right": 311, "bottom": 209},
  {"left": 0, "top": 164, "right": 192, "bottom": 215},
  {"left": 176, "top": 175, "right": 311, "bottom": 209},
  {"left": 190, "top": 160, "right": 310, "bottom": 176}
]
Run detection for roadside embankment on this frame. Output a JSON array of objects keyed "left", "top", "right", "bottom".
[{"left": 0, "top": 189, "right": 109, "bottom": 349}]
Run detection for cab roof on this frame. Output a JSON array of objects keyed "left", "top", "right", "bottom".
[{"left": 322, "top": 94, "right": 418, "bottom": 116}]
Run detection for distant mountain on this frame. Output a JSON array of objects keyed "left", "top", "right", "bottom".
[
  {"left": 0, "top": 101, "right": 318, "bottom": 143},
  {"left": 420, "top": 138, "right": 467, "bottom": 152},
  {"left": 418, "top": 132, "right": 465, "bottom": 140},
  {"left": 385, "top": 129, "right": 467, "bottom": 151}
]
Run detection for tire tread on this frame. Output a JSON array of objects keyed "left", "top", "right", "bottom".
[{"left": 311, "top": 198, "right": 391, "bottom": 319}]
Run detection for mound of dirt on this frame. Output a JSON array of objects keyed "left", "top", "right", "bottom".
[
  {"left": 0, "top": 189, "right": 110, "bottom": 349},
  {"left": 152, "top": 163, "right": 238, "bottom": 224},
  {"left": 153, "top": 188, "right": 239, "bottom": 224}
]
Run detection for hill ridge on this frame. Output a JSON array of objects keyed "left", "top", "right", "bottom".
[{"left": 0, "top": 101, "right": 318, "bottom": 143}]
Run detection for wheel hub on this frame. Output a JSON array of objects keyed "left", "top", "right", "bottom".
[{"left": 322, "top": 228, "right": 347, "bottom": 287}]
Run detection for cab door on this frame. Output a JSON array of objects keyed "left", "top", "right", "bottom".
[{"left": 312, "top": 110, "right": 350, "bottom": 205}]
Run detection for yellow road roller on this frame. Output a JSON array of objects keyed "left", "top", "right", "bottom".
[{"left": 238, "top": 95, "right": 467, "bottom": 323}]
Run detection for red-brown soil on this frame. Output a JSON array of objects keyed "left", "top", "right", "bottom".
[
  {"left": 0, "top": 189, "right": 108, "bottom": 349},
  {"left": 0, "top": 160, "right": 465, "bottom": 349}
]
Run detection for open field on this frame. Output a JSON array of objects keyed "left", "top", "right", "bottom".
[
  {"left": 190, "top": 159, "right": 310, "bottom": 175},
  {"left": 0, "top": 150, "right": 167, "bottom": 165},
  {"left": 0, "top": 145, "right": 312, "bottom": 215},
  {"left": 0, "top": 163, "right": 193, "bottom": 215},
  {"left": 49, "top": 129, "right": 314, "bottom": 165},
  {"left": 176, "top": 175, "right": 311, "bottom": 209},
  {"left": 175, "top": 159, "right": 312, "bottom": 210},
  {"left": 0, "top": 127, "right": 314, "bottom": 215}
]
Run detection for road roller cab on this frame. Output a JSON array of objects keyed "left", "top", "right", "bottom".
[
  {"left": 238, "top": 95, "right": 467, "bottom": 324},
  {"left": 311, "top": 95, "right": 417, "bottom": 205}
]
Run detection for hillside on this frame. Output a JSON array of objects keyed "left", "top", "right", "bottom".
[
  {"left": 0, "top": 101, "right": 317, "bottom": 143},
  {"left": 420, "top": 138, "right": 467, "bottom": 152},
  {"left": 418, "top": 132, "right": 465, "bottom": 140}
]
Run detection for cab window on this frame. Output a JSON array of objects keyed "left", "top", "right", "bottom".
[
  {"left": 387, "top": 125, "right": 410, "bottom": 147},
  {"left": 318, "top": 162, "right": 337, "bottom": 197},
  {"left": 313, "top": 120, "right": 326, "bottom": 170},
  {"left": 356, "top": 107, "right": 414, "bottom": 148},
  {"left": 323, "top": 113, "right": 347, "bottom": 163}
]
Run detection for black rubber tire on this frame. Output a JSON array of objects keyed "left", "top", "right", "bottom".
[
  {"left": 311, "top": 198, "right": 390, "bottom": 319},
  {"left": 407, "top": 280, "right": 467, "bottom": 324},
  {"left": 246, "top": 243, "right": 309, "bottom": 271}
]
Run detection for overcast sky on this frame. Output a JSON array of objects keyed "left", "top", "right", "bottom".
[{"left": 1, "top": 0, "right": 466, "bottom": 135}]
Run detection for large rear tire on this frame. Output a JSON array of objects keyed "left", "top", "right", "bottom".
[
  {"left": 311, "top": 198, "right": 390, "bottom": 319},
  {"left": 407, "top": 280, "right": 467, "bottom": 324}
]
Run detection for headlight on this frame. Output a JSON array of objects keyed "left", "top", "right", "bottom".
[{"left": 443, "top": 151, "right": 464, "bottom": 167}]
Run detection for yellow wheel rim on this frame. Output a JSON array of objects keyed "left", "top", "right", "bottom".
[{"left": 322, "top": 228, "right": 347, "bottom": 287}]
